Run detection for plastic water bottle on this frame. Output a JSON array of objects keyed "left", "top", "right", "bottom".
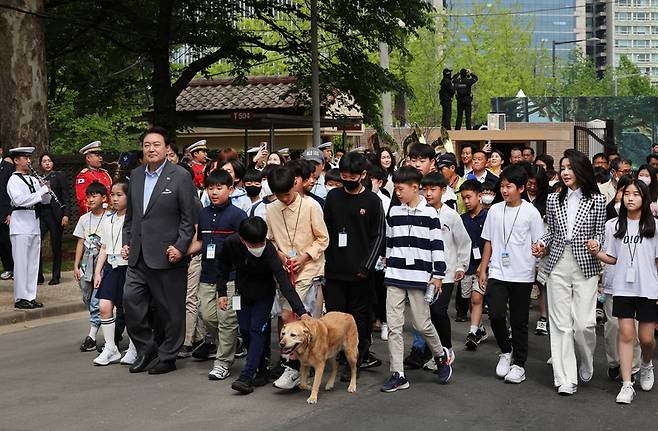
[{"left": 425, "top": 282, "right": 435, "bottom": 303}]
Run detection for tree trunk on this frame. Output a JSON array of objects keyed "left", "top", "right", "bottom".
[
  {"left": 150, "top": 49, "right": 177, "bottom": 139},
  {"left": 0, "top": 0, "right": 48, "bottom": 154}
]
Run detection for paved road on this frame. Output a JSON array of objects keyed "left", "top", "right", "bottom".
[{"left": 1, "top": 311, "right": 657, "bottom": 431}]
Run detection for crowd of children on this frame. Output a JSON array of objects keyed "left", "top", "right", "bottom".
[{"left": 6, "top": 137, "right": 658, "bottom": 405}]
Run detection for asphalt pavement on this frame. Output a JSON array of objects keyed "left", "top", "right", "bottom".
[{"left": 1, "top": 310, "right": 657, "bottom": 431}]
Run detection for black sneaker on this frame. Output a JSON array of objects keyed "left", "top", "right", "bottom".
[
  {"left": 465, "top": 332, "right": 478, "bottom": 351},
  {"left": 535, "top": 317, "right": 548, "bottom": 336},
  {"left": 192, "top": 341, "right": 217, "bottom": 360},
  {"left": 79, "top": 336, "right": 97, "bottom": 352},
  {"left": 14, "top": 299, "right": 35, "bottom": 310},
  {"left": 404, "top": 346, "right": 425, "bottom": 369},
  {"left": 231, "top": 375, "right": 254, "bottom": 394},
  {"left": 475, "top": 327, "right": 488, "bottom": 343},
  {"left": 607, "top": 366, "right": 620, "bottom": 381},
  {"left": 177, "top": 345, "right": 194, "bottom": 359},
  {"left": 340, "top": 365, "right": 358, "bottom": 382},
  {"left": 253, "top": 367, "right": 270, "bottom": 387},
  {"left": 360, "top": 351, "right": 382, "bottom": 369},
  {"left": 482, "top": 304, "right": 489, "bottom": 315},
  {"left": 30, "top": 299, "right": 44, "bottom": 308}
]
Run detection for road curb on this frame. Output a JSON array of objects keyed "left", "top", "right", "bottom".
[{"left": 0, "top": 301, "right": 86, "bottom": 326}]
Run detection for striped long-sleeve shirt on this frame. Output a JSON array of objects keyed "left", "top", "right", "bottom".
[{"left": 384, "top": 197, "right": 446, "bottom": 290}]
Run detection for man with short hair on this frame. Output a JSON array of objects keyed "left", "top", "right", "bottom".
[
  {"left": 466, "top": 150, "right": 499, "bottom": 185},
  {"left": 647, "top": 153, "right": 658, "bottom": 170},
  {"left": 522, "top": 147, "right": 535, "bottom": 163},
  {"left": 122, "top": 126, "right": 199, "bottom": 375},
  {"left": 509, "top": 147, "right": 523, "bottom": 165},
  {"left": 610, "top": 158, "right": 632, "bottom": 188},
  {"left": 75, "top": 141, "right": 112, "bottom": 214},
  {"left": 592, "top": 153, "right": 609, "bottom": 170}
]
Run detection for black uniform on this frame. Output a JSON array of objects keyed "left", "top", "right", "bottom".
[
  {"left": 38, "top": 170, "right": 69, "bottom": 283},
  {"left": 0, "top": 159, "right": 15, "bottom": 274},
  {"left": 439, "top": 69, "right": 455, "bottom": 130},
  {"left": 453, "top": 71, "right": 478, "bottom": 130}
]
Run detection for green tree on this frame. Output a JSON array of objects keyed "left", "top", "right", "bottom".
[
  {"left": 556, "top": 49, "right": 611, "bottom": 96},
  {"left": 613, "top": 56, "right": 658, "bottom": 97}
]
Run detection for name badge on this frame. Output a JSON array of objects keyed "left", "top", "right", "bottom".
[
  {"left": 501, "top": 251, "right": 511, "bottom": 267},
  {"left": 108, "top": 254, "right": 118, "bottom": 269},
  {"left": 206, "top": 243, "right": 216, "bottom": 259},
  {"left": 626, "top": 265, "right": 636, "bottom": 283},
  {"left": 338, "top": 231, "right": 347, "bottom": 248},
  {"left": 473, "top": 247, "right": 482, "bottom": 260},
  {"left": 288, "top": 248, "right": 298, "bottom": 258},
  {"left": 406, "top": 255, "right": 415, "bottom": 266},
  {"left": 232, "top": 295, "right": 241, "bottom": 311}
]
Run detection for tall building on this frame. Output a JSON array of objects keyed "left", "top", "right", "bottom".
[
  {"left": 445, "top": 0, "right": 587, "bottom": 60},
  {"left": 586, "top": 0, "right": 613, "bottom": 76},
  {"left": 609, "top": 0, "right": 658, "bottom": 84}
]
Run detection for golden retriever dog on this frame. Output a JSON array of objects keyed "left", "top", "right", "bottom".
[{"left": 279, "top": 311, "right": 359, "bottom": 404}]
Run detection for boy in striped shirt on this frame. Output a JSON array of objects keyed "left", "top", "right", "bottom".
[{"left": 381, "top": 166, "right": 453, "bottom": 392}]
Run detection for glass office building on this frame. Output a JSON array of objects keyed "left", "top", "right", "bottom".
[{"left": 445, "top": 0, "right": 587, "bottom": 59}]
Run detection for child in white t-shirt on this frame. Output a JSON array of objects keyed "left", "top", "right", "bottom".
[
  {"left": 590, "top": 180, "right": 658, "bottom": 404},
  {"left": 479, "top": 165, "right": 544, "bottom": 384}
]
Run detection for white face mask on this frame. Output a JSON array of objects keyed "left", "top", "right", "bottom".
[
  {"left": 260, "top": 181, "right": 272, "bottom": 197},
  {"left": 247, "top": 244, "right": 266, "bottom": 258},
  {"left": 548, "top": 179, "right": 558, "bottom": 187},
  {"left": 481, "top": 194, "right": 495, "bottom": 205},
  {"left": 639, "top": 176, "right": 652, "bottom": 186}
]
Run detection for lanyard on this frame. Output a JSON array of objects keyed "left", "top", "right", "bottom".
[
  {"left": 626, "top": 226, "right": 641, "bottom": 266},
  {"left": 110, "top": 213, "right": 123, "bottom": 252},
  {"left": 282, "top": 197, "right": 303, "bottom": 251},
  {"left": 406, "top": 207, "right": 418, "bottom": 245},
  {"left": 503, "top": 204, "right": 521, "bottom": 249},
  {"left": 89, "top": 210, "right": 105, "bottom": 236},
  {"left": 16, "top": 173, "right": 36, "bottom": 193}
]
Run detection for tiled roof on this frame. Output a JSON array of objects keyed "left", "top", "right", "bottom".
[{"left": 176, "top": 76, "right": 304, "bottom": 112}]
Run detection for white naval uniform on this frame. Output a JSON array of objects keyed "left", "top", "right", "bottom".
[{"left": 7, "top": 172, "right": 51, "bottom": 301}]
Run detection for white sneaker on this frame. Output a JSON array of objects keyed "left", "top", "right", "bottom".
[
  {"left": 579, "top": 363, "right": 593, "bottom": 383},
  {"left": 208, "top": 364, "right": 231, "bottom": 380},
  {"left": 93, "top": 345, "right": 121, "bottom": 366},
  {"left": 640, "top": 361, "right": 654, "bottom": 391},
  {"left": 496, "top": 352, "right": 512, "bottom": 378},
  {"left": 423, "top": 357, "right": 437, "bottom": 371},
  {"left": 120, "top": 345, "right": 138, "bottom": 365},
  {"left": 616, "top": 383, "right": 635, "bottom": 404},
  {"left": 0, "top": 271, "right": 12, "bottom": 280},
  {"left": 273, "top": 366, "right": 300, "bottom": 389},
  {"left": 504, "top": 365, "right": 526, "bottom": 384},
  {"left": 557, "top": 383, "right": 577, "bottom": 395},
  {"left": 380, "top": 323, "right": 389, "bottom": 341}
]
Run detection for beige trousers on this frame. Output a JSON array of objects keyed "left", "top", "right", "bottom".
[
  {"left": 184, "top": 254, "right": 205, "bottom": 346},
  {"left": 386, "top": 286, "right": 444, "bottom": 374},
  {"left": 198, "top": 281, "right": 238, "bottom": 368},
  {"left": 546, "top": 248, "right": 598, "bottom": 387}
]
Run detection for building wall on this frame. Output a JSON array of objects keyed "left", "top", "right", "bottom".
[{"left": 611, "top": 0, "right": 658, "bottom": 83}]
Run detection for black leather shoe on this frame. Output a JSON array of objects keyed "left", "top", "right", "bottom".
[
  {"left": 148, "top": 360, "right": 176, "bottom": 375},
  {"left": 14, "top": 299, "right": 35, "bottom": 310},
  {"left": 48, "top": 279, "right": 60, "bottom": 285},
  {"left": 37, "top": 276, "right": 45, "bottom": 284},
  {"left": 30, "top": 299, "right": 44, "bottom": 308},
  {"left": 129, "top": 351, "right": 158, "bottom": 373}
]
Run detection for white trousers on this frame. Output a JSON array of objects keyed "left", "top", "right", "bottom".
[
  {"left": 546, "top": 248, "right": 598, "bottom": 387},
  {"left": 10, "top": 234, "right": 40, "bottom": 301},
  {"left": 603, "top": 293, "right": 641, "bottom": 373}
]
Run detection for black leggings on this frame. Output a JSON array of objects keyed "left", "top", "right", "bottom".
[
  {"left": 373, "top": 270, "right": 386, "bottom": 324},
  {"left": 429, "top": 283, "right": 454, "bottom": 349}
]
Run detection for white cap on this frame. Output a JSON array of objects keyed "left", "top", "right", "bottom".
[
  {"left": 187, "top": 140, "right": 208, "bottom": 153},
  {"left": 79, "top": 141, "right": 102, "bottom": 155},
  {"left": 278, "top": 147, "right": 290, "bottom": 157},
  {"left": 246, "top": 147, "right": 260, "bottom": 154},
  {"left": 318, "top": 142, "right": 332, "bottom": 150},
  {"left": 9, "top": 146, "right": 35, "bottom": 156}
]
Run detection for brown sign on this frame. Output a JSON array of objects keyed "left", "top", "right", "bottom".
[{"left": 231, "top": 111, "right": 254, "bottom": 121}]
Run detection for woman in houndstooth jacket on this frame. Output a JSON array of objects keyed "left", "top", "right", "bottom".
[{"left": 532, "top": 149, "right": 606, "bottom": 395}]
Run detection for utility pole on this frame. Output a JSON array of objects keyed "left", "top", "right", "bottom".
[
  {"left": 380, "top": 42, "right": 393, "bottom": 129},
  {"left": 311, "top": 0, "right": 321, "bottom": 147}
]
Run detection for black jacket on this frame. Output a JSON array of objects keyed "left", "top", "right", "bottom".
[
  {"left": 216, "top": 235, "right": 308, "bottom": 316},
  {"left": 439, "top": 74, "right": 455, "bottom": 102},
  {"left": 0, "top": 160, "right": 14, "bottom": 219},
  {"left": 453, "top": 73, "right": 478, "bottom": 101},
  {"left": 39, "top": 170, "right": 70, "bottom": 220}
]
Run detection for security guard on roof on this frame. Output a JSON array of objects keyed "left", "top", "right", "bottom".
[
  {"left": 187, "top": 140, "right": 208, "bottom": 189},
  {"left": 75, "top": 141, "right": 112, "bottom": 214}
]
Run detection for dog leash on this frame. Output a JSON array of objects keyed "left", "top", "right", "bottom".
[{"left": 287, "top": 258, "right": 298, "bottom": 321}]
